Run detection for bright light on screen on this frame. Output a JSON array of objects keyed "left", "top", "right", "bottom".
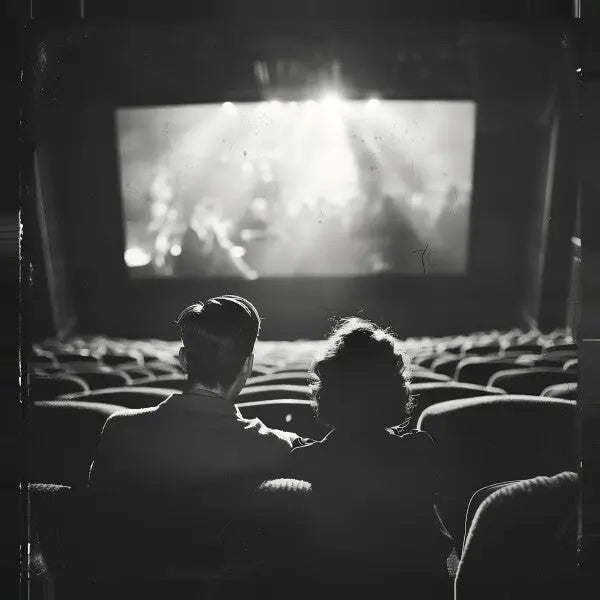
[{"left": 117, "top": 99, "right": 476, "bottom": 278}]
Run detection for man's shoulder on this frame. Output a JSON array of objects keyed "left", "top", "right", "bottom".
[{"left": 102, "top": 405, "right": 161, "bottom": 433}]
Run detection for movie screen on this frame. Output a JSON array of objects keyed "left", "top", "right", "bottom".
[{"left": 118, "top": 99, "right": 476, "bottom": 278}]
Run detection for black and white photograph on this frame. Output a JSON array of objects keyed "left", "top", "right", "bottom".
[{"left": 10, "top": 1, "right": 600, "bottom": 599}]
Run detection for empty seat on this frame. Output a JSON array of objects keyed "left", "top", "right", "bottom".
[
  {"left": 57, "top": 387, "right": 179, "bottom": 409},
  {"left": 54, "top": 351, "right": 101, "bottom": 365},
  {"left": 544, "top": 342, "right": 577, "bottom": 353},
  {"left": 456, "top": 358, "right": 524, "bottom": 386},
  {"left": 462, "top": 480, "right": 521, "bottom": 549},
  {"left": 131, "top": 375, "right": 188, "bottom": 391},
  {"left": 30, "top": 374, "right": 90, "bottom": 401},
  {"left": 408, "top": 371, "right": 452, "bottom": 384},
  {"left": 518, "top": 355, "right": 574, "bottom": 368},
  {"left": 245, "top": 372, "right": 313, "bottom": 388},
  {"left": 431, "top": 355, "right": 462, "bottom": 378},
  {"left": 61, "top": 367, "right": 133, "bottom": 390},
  {"left": 461, "top": 342, "right": 502, "bottom": 357},
  {"left": 272, "top": 362, "right": 313, "bottom": 373},
  {"left": 406, "top": 383, "right": 505, "bottom": 428},
  {"left": 563, "top": 358, "right": 578, "bottom": 373},
  {"left": 116, "top": 365, "right": 156, "bottom": 380},
  {"left": 417, "top": 396, "right": 577, "bottom": 551},
  {"left": 251, "top": 364, "right": 273, "bottom": 376},
  {"left": 31, "top": 351, "right": 57, "bottom": 366},
  {"left": 143, "top": 361, "right": 182, "bottom": 376},
  {"left": 455, "top": 472, "right": 578, "bottom": 600},
  {"left": 541, "top": 382, "right": 578, "bottom": 400},
  {"left": 28, "top": 401, "right": 123, "bottom": 487},
  {"left": 503, "top": 343, "right": 542, "bottom": 355},
  {"left": 100, "top": 351, "right": 143, "bottom": 367},
  {"left": 488, "top": 368, "right": 577, "bottom": 396},
  {"left": 238, "top": 384, "right": 312, "bottom": 402},
  {"left": 236, "top": 400, "right": 326, "bottom": 439}
]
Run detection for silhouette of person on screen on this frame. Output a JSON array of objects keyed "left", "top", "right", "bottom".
[{"left": 174, "top": 199, "right": 257, "bottom": 279}]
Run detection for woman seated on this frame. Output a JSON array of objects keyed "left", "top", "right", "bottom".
[{"left": 282, "top": 318, "right": 454, "bottom": 595}]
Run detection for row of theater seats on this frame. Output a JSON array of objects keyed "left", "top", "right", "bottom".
[{"left": 28, "top": 328, "right": 580, "bottom": 599}]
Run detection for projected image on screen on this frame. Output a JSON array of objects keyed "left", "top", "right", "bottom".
[{"left": 117, "top": 99, "right": 475, "bottom": 278}]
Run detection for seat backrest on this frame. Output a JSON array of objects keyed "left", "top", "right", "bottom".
[
  {"left": 63, "top": 369, "right": 132, "bottom": 390},
  {"left": 408, "top": 371, "right": 452, "bottom": 384},
  {"left": 28, "top": 401, "right": 123, "bottom": 487},
  {"left": 430, "top": 355, "right": 462, "bottom": 378},
  {"left": 100, "top": 352, "right": 142, "bottom": 367},
  {"left": 462, "top": 480, "right": 521, "bottom": 550},
  {"left": 456, "top": 358, "right": 523, "bottom": 386},
  {"left": 57, "top": 387, "right": 179, "bottom": 409},
  {"left": 562, "top": 358, "right": 578, "bottom": 373},
  {"left": 30, "top": 374, "right": 90, "bottom": 401},
  {"left": 455, "top": 471, "right": 579, "bottom": 600},
  {"left": 413, "top": 353, "right": 454, "bottom": 369},
  {"left": 236, "top": 399, "right": 326, "bottom": 439},
  {"left": 143, "top": 361, "right": 182, "bottom": 376},
  {"left": 488, "top": 368, "right": 577, "bottom": 396},
  {"left": 503, "top": 343, "right": 542, "bottom": 355},
  {"left": 245, "top": 372, "right": 313, "bottom": 388},
  {"left": 54, "top": 351, "right": 101, "bottom": 365},
  {"left": 115, "top": 366, "right": 156, "bottom": 380},
  {"left": 407, "top": 383, "right": 505, "bottom": 427},
  {"left": 238, "top": 384, "right": 312, "bottom": 401},
  {"left": 541, "top": 382, "right": 578, "bottom": 400},
  {"left": 30, "top": 480, "right": 265, "bottom": 582},
  {"left": 417, "top": 396, "right": 577, "bottom": 551},
  {"left": 131, "top": 375, "right": 188, "bottom": 391}
]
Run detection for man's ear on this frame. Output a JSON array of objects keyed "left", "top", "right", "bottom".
[
  {"left": 179, "top": 346, "right": 188, "bottom": 373},
  {"left": 243, "top": 352, "right": 254, "bottom": 377}
]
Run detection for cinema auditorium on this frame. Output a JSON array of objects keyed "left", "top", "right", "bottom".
[{"left": 21, "top": 8, "right": 593, "bottom": 600}]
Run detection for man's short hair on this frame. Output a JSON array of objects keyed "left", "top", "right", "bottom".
[{"left": 176, "top": 295, "right": 260, "bottom": 387}]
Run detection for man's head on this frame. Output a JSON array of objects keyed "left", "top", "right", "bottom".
[{"left": 176, "top": 295, "right": 260, "bottom": 397}]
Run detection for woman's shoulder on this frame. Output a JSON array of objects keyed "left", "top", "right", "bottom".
[{"left": 388, "top": 428, "right": 436, "bottom": 455}]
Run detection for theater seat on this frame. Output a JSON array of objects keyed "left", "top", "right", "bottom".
[
  {"left": 30, "top": 374, "right": 90, "bottom": 401},
  {"left": 455, "top": 358, "right": 524, "bottom": 386},
  {"left": 245, "top": 372, "right": 313, "bottom": 388},
  {"left": 116, "top": 365, "right": 156, "bottom": 380},
  {"left": 488, "top": 368, "right": 577, "bottom": 396},
  {"left": 100, "top": 351, "right": 143, "bottom": 367},
  {"left": 28, "top": 401, "right": 123, "bottom": 487},
  {"left": 29, "top": 481, "right": 266, "bottom": 594},
  {"left": 143, "top": 361, "right": 183, "bottom": 376},
  {"left": 237, "top": 400, "right": 326, "bottom": 439},
  {"left": 238, "top": 384, "right": 312, "bottom": 402},
  {"left": 414, "top": 353, "right": 454, "bottom": 369},
  {"left": 408, "top": 371, "right": 452, "bottom": 384},
  {"left": 417, "top": 396, "right": 577, "bottom": 552},
  {"left": 503, "top": 343, "right": 542, "bottom": 355},
  {"left": 541, "top": 382, "right": 578, "bottom": 400},
  {"left": 129, "top": 374, "right": 188, "bottom": 391},
  {"left": 252, "top": 364, "right": 273, "bottom": 376},
  {"left": 407, "top": 383, "right": 505, "bottom": 426},
  {"left": 57, "top": 387, "right": 179, "bottom": 409},
  {"left": 431, "top": 356, "right": 462, "bottom": 378},
  {"left": 455, "top": 472, "right": 578, "bottom": 600},
  {"left": 31, "top": 351, "right": 57, "bottom": 366},
  {"left": 563, "top": 358, "right": 578, "bottom": 373},
  {"left": 60, "top": 368, "right": 132, "bottom": 390},
  {"left": 462, "top": 480, "right": 521, "bottom": 550},
  {"left": 54, "top": 351, "right": 101, "bottom": 366}
]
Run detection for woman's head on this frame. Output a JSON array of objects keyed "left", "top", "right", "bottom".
[{"left": 312, "top": 317, "right": 414, "bottom": 432}]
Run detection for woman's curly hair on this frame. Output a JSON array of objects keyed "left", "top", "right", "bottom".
[{"left": 311, "top": 317, "right": 415, "bottom": 431}]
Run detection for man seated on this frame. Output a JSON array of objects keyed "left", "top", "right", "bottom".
[{"left": 88, "top": 295, "right": 300, "bottom": 494}]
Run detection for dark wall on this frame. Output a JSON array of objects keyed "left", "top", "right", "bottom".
[{"left": 28, "top": 22, "right": 576, "bottom": 340}]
